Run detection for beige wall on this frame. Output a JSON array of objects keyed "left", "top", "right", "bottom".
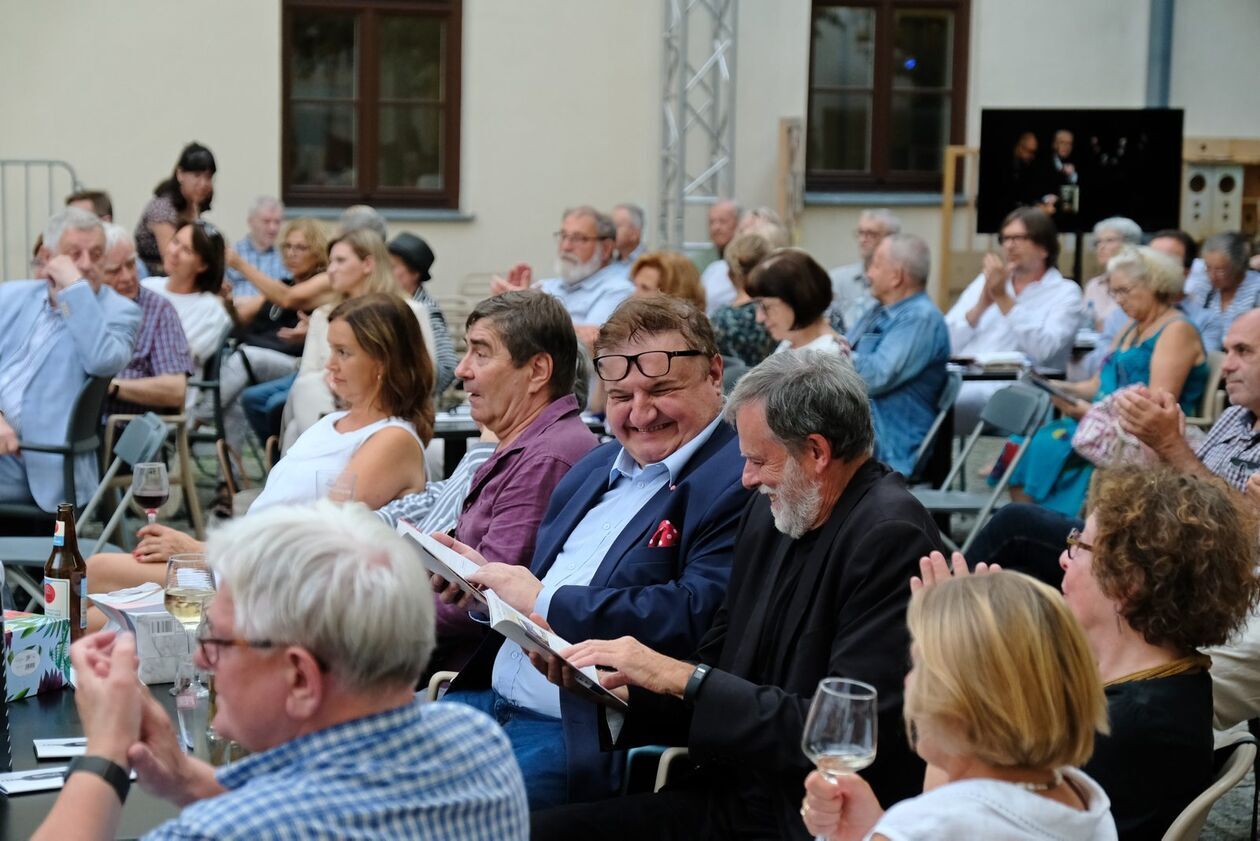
[{"left": 1171, "top": 0, "right": 1260, "bottom": 137}]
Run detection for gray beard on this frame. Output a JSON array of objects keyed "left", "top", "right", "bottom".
[
  {"left": 761, "top": 460, "right": 823, "bottom": 539},
  {"left": 556, "top": 252, "right": 604, "bottom": 285}
]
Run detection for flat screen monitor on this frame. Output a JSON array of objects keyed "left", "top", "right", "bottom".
[{"left": 977, "top": 108, "right": 1184, "bottom": 234}]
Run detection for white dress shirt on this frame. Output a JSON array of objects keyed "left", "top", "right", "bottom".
[{"left": 945, "top": 267, "right": 1082, "bottom": 369}]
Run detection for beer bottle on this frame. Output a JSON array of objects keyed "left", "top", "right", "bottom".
[{"left": 44, "top": 503, "right": 87, "bottom": 642}]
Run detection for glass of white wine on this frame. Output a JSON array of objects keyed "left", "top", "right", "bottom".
[
  {"left": 165, "top": 553, "right": 215, "bottom": 697},
  {"left": 801, "top": 677, "right": 878, "bottom": 840}
]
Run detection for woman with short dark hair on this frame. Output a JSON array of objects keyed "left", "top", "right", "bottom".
[{"left": 746, "top": 248, "right": 849, "bottom": 356}]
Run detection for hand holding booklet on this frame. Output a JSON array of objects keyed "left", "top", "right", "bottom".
[{"left": 397, "top": 522, "right": 629, "bottom": 712}]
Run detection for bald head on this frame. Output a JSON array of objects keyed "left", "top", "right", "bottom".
[
  {"left": 709, "top": 200, "right": 740, "bottom": 252},
  {"left": 1221, "top": 309, "right": 1260, "bottom": 415}
]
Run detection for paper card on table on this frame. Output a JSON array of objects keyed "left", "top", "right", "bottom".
[
  {"left": 396, "top": 521, "right": 488, "bottom": 607},
  {"left": 484, "top": 592, "right": 629, "bottom": 713},
  {"left": 33, "top": 738, "right": 86, "bottom": 759},
  {"left": 0, "top": 765, "right": 68, "bottom": 794}
]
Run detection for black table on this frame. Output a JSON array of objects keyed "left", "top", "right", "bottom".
[
  {"left": 1, "top": 686, "right": 180, "bottom": 840},
  {"left": 948, "top": 364, "right": 1066, "bottom": 382}
]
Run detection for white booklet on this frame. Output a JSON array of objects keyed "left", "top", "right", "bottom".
[
  {"left": 397, "top": 521, "right": 488, "bottom": 608},
  {"left": 33, "top": 737, "right": 86, "bottom": 760},
  {"left": 0, "top": 765, "right": 137, "bottom": 795}
]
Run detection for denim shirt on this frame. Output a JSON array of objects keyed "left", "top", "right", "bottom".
[{"left": 848, "top": 292, "right": 950, "bottom": 475}]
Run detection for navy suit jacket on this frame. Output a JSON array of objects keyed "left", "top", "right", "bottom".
[{"left": 451, "top": 420, "right": 750, "bottom": 801}]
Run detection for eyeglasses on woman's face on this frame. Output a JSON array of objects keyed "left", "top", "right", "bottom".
[{"left": 1065, "top": 527, "right": 1094, "bottom": 560}]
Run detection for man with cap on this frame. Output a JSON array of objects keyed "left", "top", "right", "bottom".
[{"left": 388, "top": 232, "right": 457, "bottom": 394}]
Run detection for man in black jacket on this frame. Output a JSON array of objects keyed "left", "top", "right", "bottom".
[{"left": 531, "top": 350, "right": 943, "bottom": 840}]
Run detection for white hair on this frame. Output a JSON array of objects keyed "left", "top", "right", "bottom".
[
  {"left": 884, "top": 233, "right": 931, "bottom": 288},
  {"left": 861, "top": 209, "right": 902, "bottom": 236},
  {"left": 44, "top": 206, "right": 103, "bottom": 253},
  {"left": 338, "top": 204, "right": 388, "bottom": 239},
  {"left": 102, "top": 222, "right": 134, "bottom": 254},
  {"left": 614, "top": 203, "right": 645, "bottom": 232},
  {"left": 248, "top": 195, "right": 284, "bottom": 218},
  {"left": 207, "top": 500, "right": 435, "bottom": 689},
  {"left": 1092, "top": 216, "right": 1142, "bottom": 244}
]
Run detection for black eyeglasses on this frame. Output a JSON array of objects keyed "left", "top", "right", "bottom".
[
  {"left": 196, "top": 622, "right": 326, "bottom": 671},
  {"left": 1065, "top": 528, "right": 1094, "bottom": 559},
  {"left": 593, "top": 349, "right": 705, "bottom": 382},
  {"left": 997, "top": 233, "right": 1032, "bottom": 245}
]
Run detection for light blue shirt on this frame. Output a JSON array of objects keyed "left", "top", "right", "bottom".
[
  {"left": 490, "top": 413, "right": 723, "bottom": 718},
  {"left": 538, "top": 263, "right": 634, "bottom": 325},
  {"left": 226, "top": 236, "right": 286, "bottom": 297}
]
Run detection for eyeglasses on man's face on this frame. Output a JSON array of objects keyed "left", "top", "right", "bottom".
[
  {"left": 554, "top": 231, "right": 610, "bottom": 246},
  {"left": 998, "top": 233, "right": 1032, "bottom": 246},
  {"left": 593, "top": 349, "right": 705, "bottom": 382}
]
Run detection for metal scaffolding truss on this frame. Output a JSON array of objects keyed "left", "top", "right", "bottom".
[{"left": 659, "top": 0, "right": 738, "bottom": 251}]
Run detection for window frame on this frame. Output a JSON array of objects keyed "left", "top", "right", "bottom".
[
  {"left": 281, "top": 0, "right": 463, "bottom": 210},
  {"left": 806, "top": 0, "right": 970, "bottom": 193}
]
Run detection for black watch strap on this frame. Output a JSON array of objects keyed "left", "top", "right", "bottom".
[
  {"left": 683, "top": 663, "right": 712, "bottom": 705},
  {"left": 65, "top": 755, "right": 130, "bottom": 804}
]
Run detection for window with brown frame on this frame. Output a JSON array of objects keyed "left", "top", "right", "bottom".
[
  {"left": 282, "top": 0, "right": 462, "bottom": 209},
  {"left": 806, "top": 0, "right": 969, "bottom": 192}
]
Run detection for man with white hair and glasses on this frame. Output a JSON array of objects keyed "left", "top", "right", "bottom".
[
  {"left": 30, "top": 501, "right": 529, "bottom": 841},
  {"left": 828, "top": 208, "right": 901, "bottom": 332}
]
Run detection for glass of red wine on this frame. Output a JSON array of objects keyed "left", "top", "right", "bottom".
[{"left": 132, "top": 462, "right": 170, "bottom": 525}]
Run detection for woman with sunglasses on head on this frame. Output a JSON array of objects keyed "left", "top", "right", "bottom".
[
  {"left": 135, "top": 142, "right": 216, "bottom": 276},
  {"left": 141, "top": 220, "right": 231, "bottom": 369}
]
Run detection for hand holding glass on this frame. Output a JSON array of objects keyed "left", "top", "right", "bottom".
[{"left": 802, "top": 677, "right": 878, "bottom": 781}]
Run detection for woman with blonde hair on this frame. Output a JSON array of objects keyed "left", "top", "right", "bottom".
[
  {"left": 281, "top": 228, "right": 437, "bottom": 449},
  {"left": 711, "top": 232, "right": 776, "bottom": 367},
  {"left": 629, "top": 251, "right": 706, "bottom": 310},
  {"left": 802, "top": 571, "right": 1116, "bottom": 840}
]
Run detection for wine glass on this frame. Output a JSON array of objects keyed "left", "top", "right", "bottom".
[
  {"left": 165, "top": 554, "right": 215, "bottom": 696},
  {"left": 801, "top": 678, "right": 878, "bottom": 838},
  {"left": 132, "top": 462, "right": 170, "bottom": 525}
]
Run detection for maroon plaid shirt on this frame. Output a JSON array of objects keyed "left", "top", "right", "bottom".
[{"left": 102, "top": 285, "right": 194, "bottom": 416}]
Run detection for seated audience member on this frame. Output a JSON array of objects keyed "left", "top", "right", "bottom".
[
  {"left": 98, "top": 224, "right": 193, "bottom": 417},
  {"left": 0, "top": 208, "right": 140, "bottom": 511},
  {"left": 435, "top": 295, "right": 750, "bottom": 809},
  {"left": 748, "top": 249, "right": 849, "bottom": 356},
  {"left": 801, "top": 571, "right": 1115, "bottom": 841},
  {"left": 31, "top": 502, "right": 529, "bottom": 841},
  {"left": 387, "top": 232, "right": 457, "bottom": 393},
  {"left": 135, "top": 142, "right": 216, "bottom": 276},
  {"left": 241, "top": 372, "right": 295, "bottom": 446},
  {"left": 1007, "top": 246, "right": 1207, "bottom": 515},
  {"left": 1081, "top": 229, "right": 1197, "bottom": 377},
  {"left": 87, "top": 293, "right": 433, "bottom": 602},
  {"left": 389, "top": 291, "right": 598, "bottom": 673},
  {"left": 710, "top": 232, "right": 776, "bottom": 369},
  {"left": 847, "top": 233, "right": 950, "bottom": 476},
  {"left": 224, "top": 196, "right": 284, "bottom": 297},
  {"left": 339, "top": 203, "right": 388, "bottom": 239},
  {"left": 611, "top": 203, "right": 646, "bottom": 268},
  {"left": 282, "top": 229, "right": 436, "bottom": 450},
  {"left": 629, "top": 251, "right": 706, "bottom": 310},
  {"left": 142, "top": 221, "right": 232, "bottom": 368},
  {"left": 531, "top": 351, "right": 943, "bottom": 839},
  {"left": 66, "top": 188, "right": 113, "bottom": 222},
  {"left": 1081, "top": 216, "right": 1142, "bottom": 330},
  {"left": 946, "top": 207, "right": 1082, "bottom": 428},
  {"left": 699, "top": 199, "right": 741, "bottom": 314},
  {"left": 225, "top": 219, "right": 335, "bottom": 317},
  {"left": 1183, "top": 231, "right": 1260, "bottom": 351},
  {"left": 829, "top": 208, "right": 901, "bottom": 332}
]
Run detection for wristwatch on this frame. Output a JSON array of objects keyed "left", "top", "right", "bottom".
[
  {"left": 65, "top": 755, "right": 131, "bottom": 804},
  {"left": 683, "top": 663, "right": 712, "bottom": 705}
]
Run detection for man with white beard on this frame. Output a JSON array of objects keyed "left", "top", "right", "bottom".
[
  {"left": 531, "top": 351, "right": 944, "bottom": 840},
  {"left": 492, "top": 206, "right": 634, "bottom": 346}
]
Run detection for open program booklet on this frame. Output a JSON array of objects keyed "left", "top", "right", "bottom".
[{"left": 398, "top": 521, "right": 629, "bottom": 712}]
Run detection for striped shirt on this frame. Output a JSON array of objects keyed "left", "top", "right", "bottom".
[
  {"left": 413, "top": 286, "right": 458, "bottom": 394},
  {"left": 227, "top": 237, "right": 286, "bottom": 297},
  {"left": 376, "top": 441, "right": 496, "bottom": 531},
  {"left": 143, "top": 699, "right": 528, "bottom": 840},
  {"left": 1183, "top": 269, "right": 1260, "bottom": 352},
  {"left": 103, "top": 286, "right": 194, "bottom": 416},
  {"left": 1195, "top": 404, "right": 1260, "bottom": 491}
]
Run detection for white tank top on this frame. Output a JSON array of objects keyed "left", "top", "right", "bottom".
[{"left": 249, "top": 411, "right": 421, "bottom": 513}]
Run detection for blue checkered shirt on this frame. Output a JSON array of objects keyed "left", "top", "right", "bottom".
[
  {"left": 142, "top": 699, "right": 528, "bottom": 840},
  {"left": 227, "top": 237, "right": 286, "bottom": 297}
]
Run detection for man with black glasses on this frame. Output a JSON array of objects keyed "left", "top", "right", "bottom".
[{"left": 436, "top": 295, "right": 750, "bottom": 810}]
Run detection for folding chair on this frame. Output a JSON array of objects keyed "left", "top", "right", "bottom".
[
  {"left": 1161, "top": 729, "right": 1256, "bottom": 840},
  {"left": 0, "top": 412, "right": 168, "bottom": 608},
  {"left": 1186, "top": 350, "right": 1227, "bottom": 430},
  {"left": 911, "top": 384, "right": 1051, "bottom": 554},
  {"left": 906, "top": 370, "right": 963, "bottom": 486}
]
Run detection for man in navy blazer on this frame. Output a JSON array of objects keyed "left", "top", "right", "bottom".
[
  {"left": 0, "top": 208, "right": 140, "bottom": 512},
  {"left": 437, "top": 295, "right": 750, "bottom": 809}
]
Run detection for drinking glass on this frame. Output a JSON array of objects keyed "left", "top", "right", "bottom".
[
  {"left": 801, "top": 678, "right": 878, "bottom": 839},
  {"left": 132, "top": 462, "right": 170, "bottom": 525},
  {"left": 174, "top": 658, "right": 211, "bottom": 759},
  {"left": 165, "top": 554, "right": 215, "bottom": 696}
]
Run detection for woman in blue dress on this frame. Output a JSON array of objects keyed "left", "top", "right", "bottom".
[{"left": 1008, "top": 245, "right": 1208, "bottom": 515}]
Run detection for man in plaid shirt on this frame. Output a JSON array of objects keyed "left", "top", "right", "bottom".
[{"left": 31, "top": 501, "right": 528, "bottom": 841}]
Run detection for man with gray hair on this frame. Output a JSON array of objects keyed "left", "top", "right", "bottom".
[
  {"left": 338, "top": 204, "right": 388, "bottom": 239},
  {"left": 224, "top": 196, "right": 285, "bottom": 297},
  {"left": 532, "top": 350, "right": 942, "bottom": 840},
  {"left": 699, "top": 199, "right": 742, "bottom": 315},
  {"left": 0, "top": 207, "right": 139, "bottom": 512},
  {"left": 828, "top": 209, "right": 901, "bottom": 331},
  {"left": 1183, "top": 231, "right": 1260, "bottom": 351},
  {"left": 31, "top": 501, "right": 529, "bottom": 841},
  {"left": 847, "top": 233, "right": 950, "bottom": 476},
  {"left": 611, "top": 203, "right": 646, "bottom": 267}
]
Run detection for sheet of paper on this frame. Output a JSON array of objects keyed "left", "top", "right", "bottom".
[
  {"left": 33, "top": 738, "right": 86, "bottom": 759},
  {"left": 396, "top": 521, "right": 488, "bottom": 607},
  {"left": 0, "top": 766, "right": 69, "bottom": 794}
]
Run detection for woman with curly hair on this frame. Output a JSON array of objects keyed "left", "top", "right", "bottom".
[{"left": 1059, "top": 465, "right": 1260, "bottom": 839}]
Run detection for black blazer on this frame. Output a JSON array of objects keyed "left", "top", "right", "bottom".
[{"left": 608, "top": 460, "right": 941, "bottom": 839}]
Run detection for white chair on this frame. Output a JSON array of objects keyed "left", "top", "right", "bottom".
[
  {"left": 1185, "top": 350, "right": 1227, "bottom": 430},
  {"left": 1161, "top": 729, "right": 1256, "bottom": 841},
  {"left": 426, "top": 670, "right": 458, "bottom": 702}
]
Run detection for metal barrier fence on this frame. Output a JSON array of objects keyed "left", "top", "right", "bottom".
[{"left": 0, "top": 160, "right": 82, "bottom": 281}]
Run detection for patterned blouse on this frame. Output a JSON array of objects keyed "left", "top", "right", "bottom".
[
  {"left": 134, "top": 195, "right": 181, "bottom": 274},
  {"left": 711, "top": 301, "right": 775, "bottom": 368}
]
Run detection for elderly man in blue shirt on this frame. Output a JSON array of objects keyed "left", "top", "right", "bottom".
[
  {"left": 223, "top": 196, "right": 285, "bottom": 297},
  {"left": 846, "top": 233, "right": 950, "bottom": 476}
]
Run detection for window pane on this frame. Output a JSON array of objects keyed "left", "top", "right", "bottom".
[
  {"left": 808, "top": 91, "right": 871, "bottom": 171},
  {"left": 379, "top": 15, "right": 444, "bottom": 101},
  {"left": 811, "top": 6, "right": 875, "bottom": 88},
  {"left": 290, "top": 11, "right": 357, "bottom": 99},
  {"left": 289, "top": 103, "right": 357, "bottom": 187},
  {"left": 892, "top": 10, "right": 953, "bottom": 90},
  {"left": 889, "top": 93, "right": 949, "bottom": 171},
  {"left": 378, "top": 105, "right": 443, "bottom": 189}
]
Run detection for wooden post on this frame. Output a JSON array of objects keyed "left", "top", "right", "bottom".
[{"left": 937, "top": 145, "right": 978, "bottom": 310}]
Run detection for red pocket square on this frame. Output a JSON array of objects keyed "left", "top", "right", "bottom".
[{"left": 648, "top": 519, "right": 679, "bottom": 548}]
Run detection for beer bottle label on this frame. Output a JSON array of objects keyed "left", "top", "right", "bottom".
[
  {"left": 44, "top": 578, "right": 70, "bottom": 622},
  {"left": 52, "top": 521, "right": 64, "bottom": 548}
]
